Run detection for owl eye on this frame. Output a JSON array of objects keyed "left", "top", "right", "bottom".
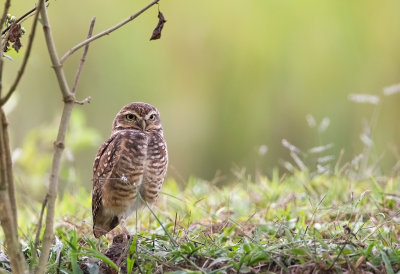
[
  {"left": 126, "top": 114, "right": 136, "bottom": 120},
  {"left": 149, "top": 114, "right": 156, "bottom": 121}
]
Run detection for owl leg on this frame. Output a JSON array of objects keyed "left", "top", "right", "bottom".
[{"left": 120, "top": 216, "right": 130, "bottom": 236}]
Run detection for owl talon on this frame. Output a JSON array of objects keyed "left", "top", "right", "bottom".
[{"left": 120, "top": 218, "right": 130, "bottom": 236}]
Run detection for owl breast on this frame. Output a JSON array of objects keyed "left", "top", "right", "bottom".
[{"left": 99, "top": 129, "right": 168, "bottom": 217}]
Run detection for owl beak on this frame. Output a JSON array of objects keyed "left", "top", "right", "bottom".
[{"left": 140, "top": 120, "right": 146, "bottom": 130}]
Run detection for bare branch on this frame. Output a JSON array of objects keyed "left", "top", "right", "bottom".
[
  {"left": 0, "top": 1, "right": 30, "bottom": 273},
  {"left": 0, "top": 109, "right": 27, "bottom": 273},
  {"left": 0, "top": 120, "right": 7, "bottom": 191},
  {"left": 0, "top": 0, "right": 11, "bottom": 40},
  {"left": 1, "top": 3, "right": 41, "bottom": 106},
  {"left": 36, "top": 106, "right": 74, "bottom": 274},
  {"left": 60, "top": 0, "right": 160, "bottom": 64},
  {"left": 0, "top": 0, "right": 11, "bottom": 97},
  {"left": 32, "top": 193, "right": 48, "bottom": 265},
  {"left": 2, "top": 111, "right": 17, "bottom": 230},
  {"left": 71, "top": 17, "right": 96, "bottom": 94},
  {"left": 75, "top": 96, "right": 91, "bottom": 105},
  {"left": 0, "top": 194, "right": 26, "bottom": 273},
  {"left": 39, "top": 0, "right": 73, "bottom": 102},
  {"left": 35, "top": 0, "right": 74, "bottom": 271}
]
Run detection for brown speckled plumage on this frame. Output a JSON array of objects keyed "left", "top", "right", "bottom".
[{"left": 92, "top": 102, "right": 168, "bottom": 238}]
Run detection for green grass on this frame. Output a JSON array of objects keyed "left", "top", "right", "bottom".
[{"left": 1, "top": 170, "right": 400, "bottom": 273}]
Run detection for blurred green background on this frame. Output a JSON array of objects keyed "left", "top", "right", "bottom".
[{"left": 4, "top": 0, "right": 400, "bottom": 197}]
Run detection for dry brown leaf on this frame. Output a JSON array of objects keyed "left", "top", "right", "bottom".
[
  {"left": 355, "top": 255, "right": 365, "bottom": 269},
  {"left": 150, "top": 11, "right": 166, "bottom": 40},
  {"left": 4, "top": 23, "right": 22, "bottom": 52}
]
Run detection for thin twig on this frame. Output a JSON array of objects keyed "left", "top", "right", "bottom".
[
  {"left": 1, "top": 2, "right": 41, "bottom": 106},
  {"left": 35, "top": 101, "right": 74, "bottom": 274},
  {"left": 0, "top": 0, "right": 11, "bottom": 42},
  {"left": 0, "top": 194, "right": 26, "bottom": 273},
  {"left": 0, "top": 1, "right": 29, "bottom": 272},
  {"left": 0, "top": 109, "right": 27, "bottom": 273},
  {"left": 2, "top": 110, "right": 17, "bottom": 232},
  {"left": 32, "top": 194, "right": 48, "bottom": 264},
  {"left": 0, "top": 0, "right": 11, "bottom": 98},
  {"left": 0, "top": 115, "right": 8, "bottom": 191},
  {"left": 59, "top": 0, "right": 160, "bottom": 64},
  {"left": 75, "top": 96, "right": 91, "bottom": 105},
  {"left": 71, "top": 17, "right": 96, "bottom": 94},
  {"left": 39, "top": 0, "right": 72, "bottom": 101}
]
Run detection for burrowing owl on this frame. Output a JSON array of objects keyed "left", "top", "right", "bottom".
[{"left": 92, "top": 102, "right": 168, "bottom": 238}]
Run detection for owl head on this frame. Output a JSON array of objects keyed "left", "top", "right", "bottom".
[{"left": 112, "top": 102, "right": 162, "bottom": 133}]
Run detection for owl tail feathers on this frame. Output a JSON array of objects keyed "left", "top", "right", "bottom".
[{"left": 93, "top": 215, "right": 120, "bottom": 238}]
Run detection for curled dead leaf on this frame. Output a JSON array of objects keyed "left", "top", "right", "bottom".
[
  {"left": 3, "top": 22, "right": 23, "bottom": 52},
  {"left": 150, "top": 11, "right": 166, "bottom": 41}
]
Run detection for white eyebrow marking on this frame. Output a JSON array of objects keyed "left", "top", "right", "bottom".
[
  {"left": 121, "top": 111, "right": 141, "bottom": 118},
  {"left": 145, "top": 111, "right": 158, "bottom": 119}
]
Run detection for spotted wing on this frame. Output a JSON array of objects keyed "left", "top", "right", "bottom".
[{"left": 92, "top": 133, "right": 122, "bottom": 238}]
